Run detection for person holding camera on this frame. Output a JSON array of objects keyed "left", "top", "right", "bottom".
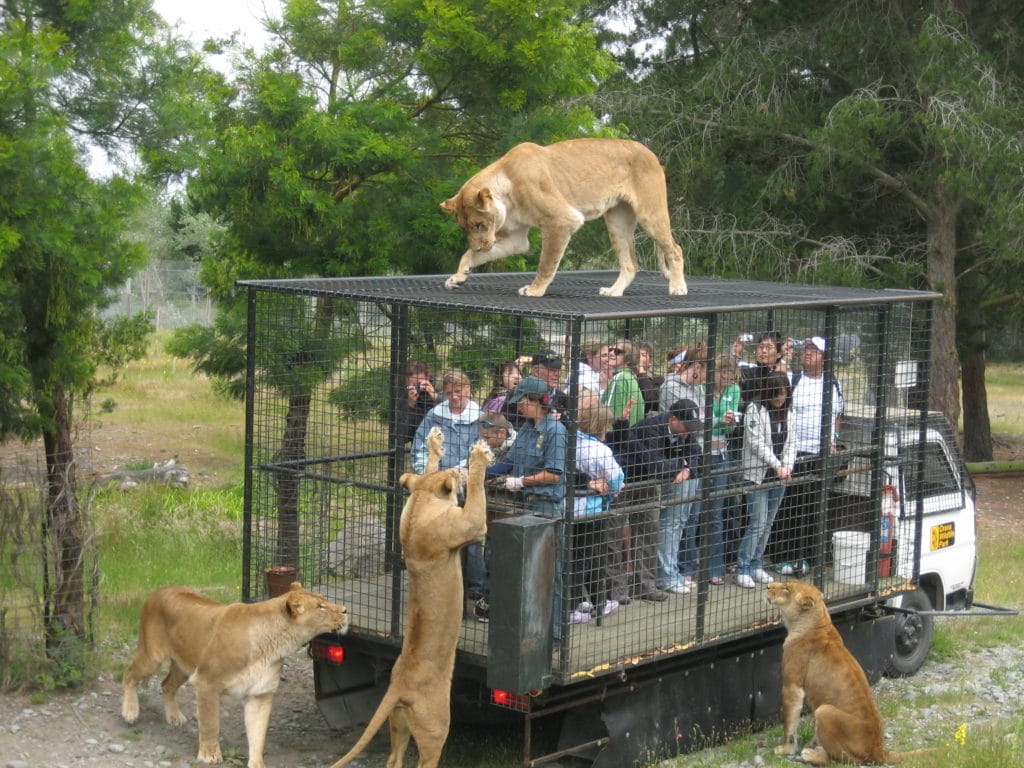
[{"left": 398, "top": 360, "right": 441, "bottom": 445}]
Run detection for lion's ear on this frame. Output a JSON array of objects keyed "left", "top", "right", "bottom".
[
  {"left": 289, "top": 581, "right": 303, "bottom": 591},
  {"left": 474, "top": 188, "right": 493, "bottom": 212},
  {"left": 286, "top": 592, "right": 306, "bottom": 616},
  {"left": 400, "top": 472, "right": 418, "bottom": 491},
  {"left": 443, "top": 473, "right": 458, "bottom": 494},
  {"left": 440, "top": 196, "right": 458, "bottom": 214}
]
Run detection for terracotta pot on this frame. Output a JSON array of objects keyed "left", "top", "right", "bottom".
[{"left": 265, "top": 565, "right": 298, "bottom": 597}]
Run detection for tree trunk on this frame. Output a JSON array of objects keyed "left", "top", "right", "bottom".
[
  {"left": 41, "top": 382, "right": 88, "bottom": 669},
  {"left": 957, "top": 251, "right": 993, "bottom": 461},
  {"left": 273, "top": 389, "right": 311, "bottom": 573},
  {"left": 925, "top": 191, "right": 961, "bottom": 434}
]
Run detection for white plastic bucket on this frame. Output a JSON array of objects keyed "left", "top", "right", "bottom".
[{"left": 832, "top": 530, "right": 871, "bottom": 584}]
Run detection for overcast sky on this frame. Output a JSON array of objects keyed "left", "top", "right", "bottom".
[{"left": 153, "top": 0, "right": 281, "bottom": 48}]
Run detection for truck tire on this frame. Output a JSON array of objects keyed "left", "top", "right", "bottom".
[{"left": 884, "top": 588, "right": 934, "bottom": 677}]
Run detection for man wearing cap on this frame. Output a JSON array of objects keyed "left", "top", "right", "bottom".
[
  {"left": 524, "top": 348, "right": 569, "bottom": 419},
  {"left": 614, "top": 398, "right": 704, "bottom": 599},
  {"left": 769, "top": 335, "right": 844, "bottom": 576}
]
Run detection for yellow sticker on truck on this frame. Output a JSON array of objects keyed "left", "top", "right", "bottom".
[{"left": 930, "top": 522, "right": 955, "bottom": 550}]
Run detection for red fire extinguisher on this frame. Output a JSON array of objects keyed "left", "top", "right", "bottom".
[{"left": 879, "top": 485, "right": 897, "bottom": 577}]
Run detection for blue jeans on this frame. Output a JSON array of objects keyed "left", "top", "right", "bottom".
[
  {"left": 657, "top": 478, "right": 701, "bottom": 589},
  {"left": 707, "top": 453, "right": 739, "bottom": 579},
  {"left": 738, "top": 482, "right": 787, "bottom": 576}
]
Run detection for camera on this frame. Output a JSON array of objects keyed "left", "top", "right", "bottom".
[{"left": 740, "top": 333, "right": 754, "bottom": 343}]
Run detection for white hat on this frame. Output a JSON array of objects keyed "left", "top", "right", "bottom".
[{"left": 806, "top": 336, "right": 827, "bottom": 352}]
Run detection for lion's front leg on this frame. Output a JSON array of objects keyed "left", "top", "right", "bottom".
[
  {"left": 425, "top": 427, "right": 444, "bottom": 474},
  {"left": 774, "top": 682, "right": 805, "bottom": 756},
  {"left": 445, "top": 227, "right": 531, "bottom": 290},
  {"left": 243, "top": 692, "right": 274, "bottom": 768},
  {"left": 520, "top": 220, "right": 580, "bottom": 297},
  {"left": 195, "top": 683, "right": 224, "bottom": 764},
  {"left": 461, "top": 440, "right": 493, "bottom": 540},
  {"left": 444, "top": 249, "right": 476, "bottom": 289}
]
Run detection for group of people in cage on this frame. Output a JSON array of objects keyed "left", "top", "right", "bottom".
[{"left": 398, "top": 330, "right": 844, "bottom": 631}]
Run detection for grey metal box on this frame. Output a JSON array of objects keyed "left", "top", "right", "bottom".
[{"left": 486, "top": 515, "right": 556, "bottom": 693}]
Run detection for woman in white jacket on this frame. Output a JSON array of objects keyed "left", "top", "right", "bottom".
[{"left": 735, "top": 371, "right": 795, "bottom": 588}]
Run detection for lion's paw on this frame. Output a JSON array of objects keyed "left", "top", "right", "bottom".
[
  {"left": 427, "top": 426, "right": 444, "bottom": 452},
  {"left": 165, "top": 707, "right": 188, "bottom": 726},
  {"left": 774, "top": 742, "right": 798, "bottom": 756},
  {"left": 121, "top": 698, "right": 139, "bottom": 724},
  {"left": 518, "top": 284, "right": 547, "bottom": 297},
  {"left": 197, "top": 743, "right": 223, "bottom": 764},
  {"left": 444, "top": 274, "right": 466, "bottom": 290},
  {"left": 470, "top": 439, "right": 494, "bottom": 465},
  {"left": 669, "top": 283, "right": 689, "bottom": 296},
  {"left": 800, "top": 746, "right": 829, "bottom": 765},
  {"left": 599, "top": 286, "right": 624, "bottom": 297}
]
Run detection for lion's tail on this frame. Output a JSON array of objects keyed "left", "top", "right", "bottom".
[
  {"left": 885, "top": 747, "right": 936, "bottom": 763},
  {"left": 328, "top": 689, "right": 399, "bottom": 768}
]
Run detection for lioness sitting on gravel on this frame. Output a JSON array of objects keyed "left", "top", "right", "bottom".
[
  {"left": 767, "top": 580, "right": 928, "bottom": 765},
  {"left": 122, "top": 583, "right": 348, "bottom": 768},
  {"left": 441, "top": 138, "right": 687, "bottom": 298},
  {"left": 330, "top": 427, "right": 491, "bottom": 768}
]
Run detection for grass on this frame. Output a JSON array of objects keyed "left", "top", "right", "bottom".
[{"left": 985, "top": 362, "right": 1024, "bottom": 440}]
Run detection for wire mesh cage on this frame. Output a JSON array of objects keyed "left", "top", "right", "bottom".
[{"left": 240, "top": 271, "right": 939, "bottom": 687}]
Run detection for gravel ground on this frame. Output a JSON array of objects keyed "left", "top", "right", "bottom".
[
  {"left": 2, "top": 475, "right": 1022, "bottom": 768},
  {"left": 2, "top": 642, "right": 1023, "bottom": 768}
]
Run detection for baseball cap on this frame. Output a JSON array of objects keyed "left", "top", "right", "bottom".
[
  {"left": 508, "top": 375, "right": 551, "bottom": 404},
  {"left": 668, "top": 399, "right": 702, "bottom": 433},
  {"left": 531, "top": 348, "right": 564, "bottom": 369},
  {"left": 806, "top": 336, "right": 827, "bottom": 353}
]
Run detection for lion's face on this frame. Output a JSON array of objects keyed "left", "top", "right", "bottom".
[
  {"left": 441, "top": 189, "right": 504, "bottom": 252},
  {"left": 285, "top": 584, "right": 349, "bottom": 635},
  {"left": 766, "top": 580, "right": 826, "bottom": 631}
]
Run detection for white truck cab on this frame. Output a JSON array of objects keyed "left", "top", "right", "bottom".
[{"left": 839, "top": 408, "right": 978, "bottom": 674}]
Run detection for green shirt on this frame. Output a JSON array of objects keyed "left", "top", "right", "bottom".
[{"left": 602, "top": 369, "right": 643, "bottom": 427}]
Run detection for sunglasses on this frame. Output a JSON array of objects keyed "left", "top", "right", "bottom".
[
  {"left": 478, "top": 420, "right": 506, "bottom": 429},
  {"left": 608, "top": 347, "right": 625, "bottom": 355}
]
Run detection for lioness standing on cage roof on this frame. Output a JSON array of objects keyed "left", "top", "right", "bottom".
[{"left": 440, "top": 138, "right": 687, "bottom": 298}]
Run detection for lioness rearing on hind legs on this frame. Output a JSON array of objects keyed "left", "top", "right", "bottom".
[
  {"left": 441, "top": 138, "right": 687, "bottom": 298},
  {"left": 330, "top": 426, "right": 492, "bottom": 768}
]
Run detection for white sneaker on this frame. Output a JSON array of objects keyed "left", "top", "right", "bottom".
[
  {"left": 570, "top": 609, "right": 592, "bottom": 624},
  {"left": 601, "top": 600, "right": 620, "bottom": 617},
  {"left": 776, "top": 562, "right": 795, "bottom": 576},
  {"left": 682, "top": 575, "right": 694, "bottom": 586},
  {"left": 735, "top": 574, "right": 756, "bottom": 589},
  {"left": 752, "top": 568, "right": 775, "bottom": 584},
  {"left": 667, "top": 582, "right": 692, "bottom": 594}
]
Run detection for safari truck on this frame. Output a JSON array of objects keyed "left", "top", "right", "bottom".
[{"left": 238, "top": 272, "right": 984, "bottom": 767}]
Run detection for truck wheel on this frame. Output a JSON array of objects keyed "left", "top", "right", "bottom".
[{"left": 884, "top": 588, "right": 934, "bottom": 677}]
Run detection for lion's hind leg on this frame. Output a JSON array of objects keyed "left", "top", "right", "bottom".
[
  {"left": 385, "top": 707, "right": 411, "bottom": 768},
  {"left": 160, "top": 661, "right": 191, "bottom": 725},
  {"left": 601, "top": 203, "right": 639, "bottom": 297},
  {"left": 122, "top": 634, "right": 170, "bottom": 723},
  {"left": 811, "top": 703, "right": 882, "bottom": 765}
]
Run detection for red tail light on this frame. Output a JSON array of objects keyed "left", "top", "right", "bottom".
[
  {"left": 490, "top": 688, "right": 529, "bottom": 711},
  {"left": 309, "top": 640, "right": 345, "bottom": 664}
]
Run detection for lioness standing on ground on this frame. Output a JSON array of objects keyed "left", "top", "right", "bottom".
[
  {"left": 441, "top": 138, "right": 687, "bottom": 298},
  {"left": 122, "top": 583, "right": 348, "bottom": 768},
  {"left": 766, "top": 580, "right": 927, "bottom": 765},
  {"left": 330, "top": 427, "right": 491, "bottom": 768}
]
